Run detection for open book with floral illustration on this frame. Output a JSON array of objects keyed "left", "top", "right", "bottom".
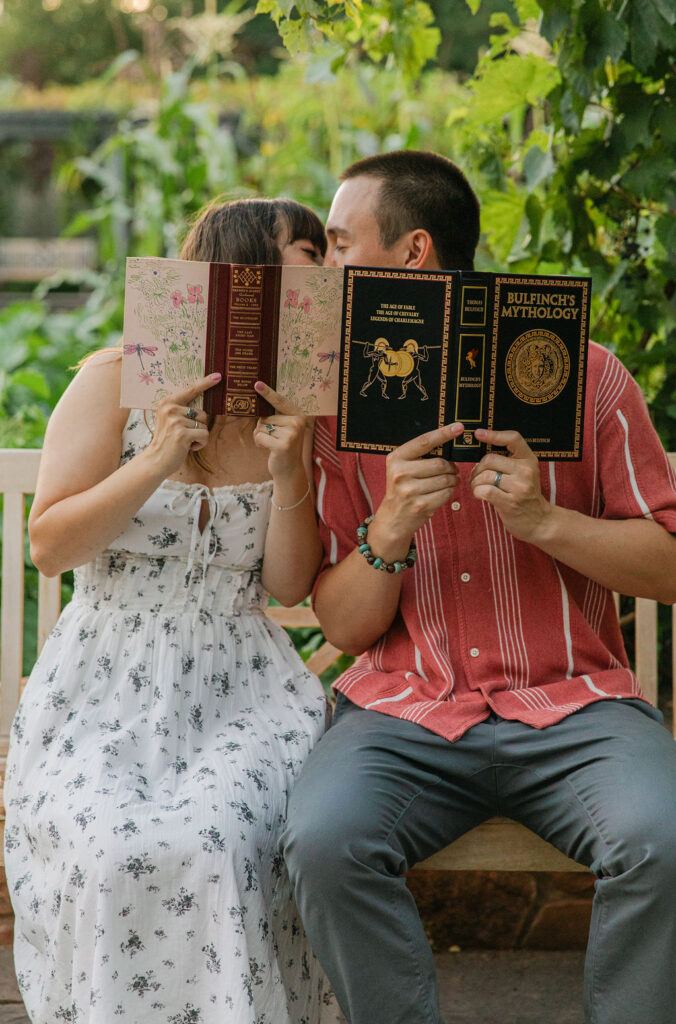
[{"left": 121, "top": 257, "right": 343, "bottom": 417}]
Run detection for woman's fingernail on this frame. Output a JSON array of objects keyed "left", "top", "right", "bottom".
[
  {"left": 210, "top": 372, "right": 222, "bottom": 381},
  {"left": 254, "top": 381, "right": 265, "bottom": 392}
]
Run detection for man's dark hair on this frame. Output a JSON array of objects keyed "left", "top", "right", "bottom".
[{"left": 341, "top": 150, "right": 480, "bottom": 270}]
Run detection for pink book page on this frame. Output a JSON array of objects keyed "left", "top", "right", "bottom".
[
  {"left": 277, "top": 265, "right": 342, "bottom": 415},
  {"left": 120, "top": 257, "right": 212, "bottom": 409}
]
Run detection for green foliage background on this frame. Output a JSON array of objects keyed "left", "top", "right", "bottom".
[{"left": 0, "top": 0, "right": 674, "bottom": 680}]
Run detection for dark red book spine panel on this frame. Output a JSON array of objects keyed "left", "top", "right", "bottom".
[{"left": 223, "top": 265, "right": 280, "bottom": 418}]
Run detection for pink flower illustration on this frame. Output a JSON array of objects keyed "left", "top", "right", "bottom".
[
  {"left": 171, "top": 291, "right": 184, "bottom": 307},
  {"left": 300, "top": 296, "right": 312, "bottom": 313},
  {"left": 285, "top": 289, "right": 299, "bottom": 309},
  {"left": 319, "top": 378, "right": 332, "bottom": 391},
  {"left": 139, "top": 373, "right": 154, "bottom": 385},
  {"left": 188, "top": 284, "right": 203, "bottom": 304}
]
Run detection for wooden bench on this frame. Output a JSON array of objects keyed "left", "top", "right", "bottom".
[
  {"left": 0, "top": 238, "right": 97, "bottom": 284},
  {"left": 2, "top": 448, "right": 675, "bottom": 878}
]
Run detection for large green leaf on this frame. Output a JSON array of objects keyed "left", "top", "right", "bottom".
[
  {"left": 655, "top": 214, "right": 676, "bottom": 256},
  {"left": 9, "top": 369, "right": 50, "bottom": 401},
  {"left": 583, "top": 11, "right": 628, "bottom": 70},
  {"left": 469, "top": 53, "right": 560, "bottom": 125},
  {"left": 481, "top": 186, "right": 526, "bottom": 262},
  {"left": 523, "top": 144, "right": 555, "bottom": 189}
]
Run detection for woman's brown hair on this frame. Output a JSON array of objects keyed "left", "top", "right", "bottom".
[{"left": 180, "top": 196, "right": 326, "bottom": 264}]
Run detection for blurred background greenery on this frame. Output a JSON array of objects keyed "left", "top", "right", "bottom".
[{"left": 0, "top": 0, "right": 674, "bottom": 683}]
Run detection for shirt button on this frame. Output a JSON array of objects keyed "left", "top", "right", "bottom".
[
  {"left": 451, "top": 501, "right": 461, "bottom": 511},
  {"left": 461, "top": 572, "right": 471, "bottom": 582},
  {"left": 470, "top": 647, "right": 480, "bottom": 658}
]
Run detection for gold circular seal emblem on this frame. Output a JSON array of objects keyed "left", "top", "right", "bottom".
[{"left": 505, "top": 329, "right": 570, "bottom": 405}]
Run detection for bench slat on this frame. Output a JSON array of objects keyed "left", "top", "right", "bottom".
[
  {"left": 38, "top": 573, "right": 61, "bottom": 654},
  {"left": 418, "top": 818, "right": 588, "bottom": 872},
  {"left": 635, "top": 599, "right": 658, "bottom": 706},
  {"left": 307, "top": 640, "right": 343, "bottom": 677},
  {"left": 265, "top": 605, "right": 319, "bottom": 628},
  {"left": 0, "top": 449, "right": 42, "bottom": 493},
  {"left": 1, "top": 492, "right": 25, "bottom": 748}
]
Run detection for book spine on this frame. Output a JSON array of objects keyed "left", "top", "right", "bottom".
[
  {"left": 223, "top": 265, "right": 281, "bottom": 418},
  {"left": 258, "top": 266, "right": 282, "bottom": 415},
  {"left": 450, "top": 271, "right": 493, "bottom": 461},
  {"left": 203, "top": 262, "right": 231, "bottom": 417}
]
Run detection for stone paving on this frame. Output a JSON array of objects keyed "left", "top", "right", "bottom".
[{"left": 0, "top": 946, "right": 585, "bottom": 1023}]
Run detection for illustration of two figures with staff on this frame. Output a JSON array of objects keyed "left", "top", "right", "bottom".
[{"left": 356, "top": 337, "right": 440, "bottom": 400}]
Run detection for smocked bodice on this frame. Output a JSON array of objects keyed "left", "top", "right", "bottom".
[{"left": 71, "top": 411, "right": 273, "bottom": 619}]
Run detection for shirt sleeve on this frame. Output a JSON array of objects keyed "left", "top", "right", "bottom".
[
  {"left": 595, "top": 348, "right": 676, "bottom": 533},
  {"left": 311, "top": 417, "right": 367, "bottom": 603}
]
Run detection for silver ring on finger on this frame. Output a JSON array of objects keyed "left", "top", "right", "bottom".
[
  {"left": 264, "top": 423, "right": 277, "bottom": 435},
  {"left": 186, "top": 407, "right": 198, "bottom": 421},
  {"left": 493, "top": 471, "right": 503, "bottom": 489}
]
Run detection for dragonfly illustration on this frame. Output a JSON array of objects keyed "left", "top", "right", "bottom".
[
  {"left": 124, "top": 344, "right": 159, "bottom": 370},
  {"left": 317, "top": 350, "right": 339, "bottom": 377}
]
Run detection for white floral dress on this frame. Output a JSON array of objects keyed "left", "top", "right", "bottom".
[{"left": 4, "top": 410, "right": 334, "bottom": 1024}]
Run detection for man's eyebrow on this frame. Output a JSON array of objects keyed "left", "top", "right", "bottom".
[{"left": 326, "top": 225, "right": 350, "bottom": 238}]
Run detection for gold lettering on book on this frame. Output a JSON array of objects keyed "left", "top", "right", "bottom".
[
  {"left": 370, "top": 301, "right": 425, "bottom": 325},
  {"left": 226, "top": 266, "right": 264, "bottom": 416},
  {"left": 501, "top": 290, "right": 579, "bottom": 320}
]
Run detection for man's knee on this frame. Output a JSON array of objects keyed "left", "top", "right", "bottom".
[
  {"left": 282, "top": 765, "right": 404, "bottom": 895},
  {"left": 283, "top": 779, "right": 361, "bottom": 883},
  {"left": 601, "top": 799, "right": 676, "bottom": 885}
]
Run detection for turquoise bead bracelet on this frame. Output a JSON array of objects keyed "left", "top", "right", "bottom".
[{"left": 356, "top": 515, "right": 417, "bottom": 574}]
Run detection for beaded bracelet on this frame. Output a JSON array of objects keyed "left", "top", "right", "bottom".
[{"left": 356, "top": 515, "right": 417, "bottom": 574}]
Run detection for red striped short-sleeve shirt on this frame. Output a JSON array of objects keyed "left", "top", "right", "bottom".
[{"left": 312, "top": 343, "right": 676, "bottom": 740}]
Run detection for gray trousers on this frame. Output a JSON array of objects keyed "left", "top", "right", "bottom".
[{"left": 281, "top": 695, "right": 676, "bottom": 1024}]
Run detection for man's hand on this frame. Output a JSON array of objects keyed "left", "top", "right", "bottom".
[
  {"left": 470, "top": 428, "right": 553, "bottom": 545},
  {"left": 369, "top": 422, "right": 464, "bottom": 556},
  {"left": 314, "top": 421, "right": 464, "bottom": 655}
]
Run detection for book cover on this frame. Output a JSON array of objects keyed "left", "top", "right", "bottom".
[
  {"left": 337, "top": 268, "right": 590, "bottom": 461},
  {"left": 121, "top": 257, "right": 344, "bottom": 417}
]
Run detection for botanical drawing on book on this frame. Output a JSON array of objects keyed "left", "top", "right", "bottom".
[
  {"left": 124, "top": 260, "right": 207, "bottom": 398},
  {"left": 275, "top": 265, "right": 344, "bottom": 412},
  {"left": 121, "top": 256, "right": 343, "bottom": 416}
]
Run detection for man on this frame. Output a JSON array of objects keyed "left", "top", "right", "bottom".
[{"left": 280, "top": 151, "right": 676, "bottom": 1024}]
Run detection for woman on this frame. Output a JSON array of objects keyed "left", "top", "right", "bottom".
[{"left": 4, "top": 198, "right": 336, "bottom": 1023}]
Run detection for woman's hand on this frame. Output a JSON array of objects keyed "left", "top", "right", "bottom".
[
  {"left": 144, "top": 374, "right": 220, "bottom": 476},
  {"left": 252, "top": 381, "right": 310, "bottom": 483},
  {"left": 29, "top": 359, "right": 223, "bottom": 577}
]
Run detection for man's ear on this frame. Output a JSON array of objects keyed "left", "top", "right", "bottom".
[{"left": 397, "top": 229, "right": 439, "bottom": 270}]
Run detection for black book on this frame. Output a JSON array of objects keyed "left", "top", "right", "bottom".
[{"left": 337, "top": 267, "right": 591, "bottom": 461}]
